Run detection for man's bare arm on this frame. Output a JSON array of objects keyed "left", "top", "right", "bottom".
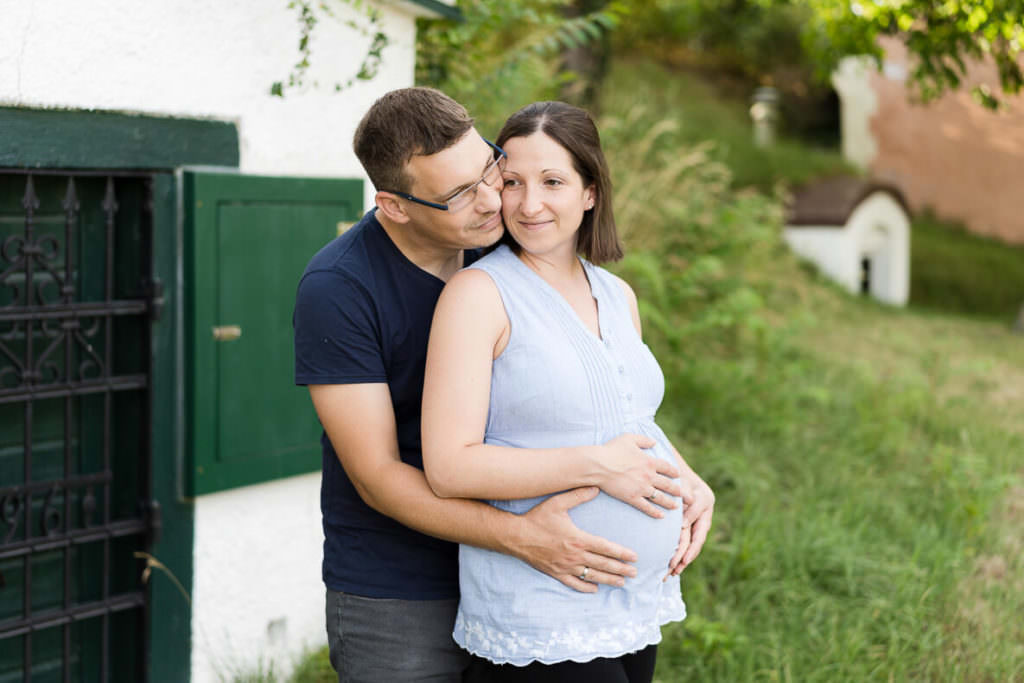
[{"left": 309, "top": 382, "right": 639, "bottom": 592}]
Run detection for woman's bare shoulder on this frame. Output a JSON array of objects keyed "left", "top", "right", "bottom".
[
  {"left": 604, "top": 270, "right": 642, "bottom": 336},
  {"left": 436, "top": 266, "right": 507, "bottom": 328}
]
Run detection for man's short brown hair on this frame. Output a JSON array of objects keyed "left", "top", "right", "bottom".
[{"left": 354, "top": 87, "right": 475, "bottom": 194}]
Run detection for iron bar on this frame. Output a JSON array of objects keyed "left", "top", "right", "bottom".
[
  {"left": 0, "top": 518, "right": 147, "bottom": 560},
  {"left": 0, "top": 592, "right": 146, "bottom": 639},
  {"left": 61, "top": 176, "right": 76, "bottom": 683},
  {"left": 139, "top": 175, "right": 156, "bottom": 680},
  {"left": 100, "top": 176, "right": 117, "bottom": 683},
  {"left": 0, "top": 374, "right": 147, "bottom": 404},
  {"left": 0, "top": 470, "right": 113, "bottom": 500},
  {"left": 0, "top": 168, "right": 162, "bottom": 178},
  {"left": 0, "top": 300, "right": 149, "bottom": 323}
]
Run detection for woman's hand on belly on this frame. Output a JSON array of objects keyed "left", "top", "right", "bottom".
[
  {"left": 664, "top": 521, "right": 692, "bottom": 581},
  {"left": 590, "top": 433, "right": 683, "bottom": 518}
]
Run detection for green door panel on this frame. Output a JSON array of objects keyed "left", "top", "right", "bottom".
[{"left": 184, "top": 172, "right": 363, "bottom": 495}]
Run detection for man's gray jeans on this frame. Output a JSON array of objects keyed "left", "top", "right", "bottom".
[{"left": 326, "top": 589, "right": 472, "bottom": 683}]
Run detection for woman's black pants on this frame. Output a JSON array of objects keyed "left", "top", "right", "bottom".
[{"left": 465, "top": 644, "right": 657, "bottom": 683}]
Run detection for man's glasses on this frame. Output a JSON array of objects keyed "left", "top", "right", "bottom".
[{"left": 382, "top": 139, "right": 507, "bottom": 212}]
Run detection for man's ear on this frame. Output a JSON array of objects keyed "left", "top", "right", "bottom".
[{"left": 375, "top": 192, "right": 410, "bottom": 224}]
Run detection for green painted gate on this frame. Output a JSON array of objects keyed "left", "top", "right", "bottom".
[{"left": 0, "top": 171, "right": 158, "bottom": 681}]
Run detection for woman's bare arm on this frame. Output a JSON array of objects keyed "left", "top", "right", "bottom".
[{"left": 421, "top": 268, "right": 680, "bottom": 516}]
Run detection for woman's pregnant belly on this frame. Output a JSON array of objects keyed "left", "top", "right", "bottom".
[
  {"left": 487, "top": 436, "right": 683, "bottom": 591},
  {"left": 457, "top": 424, "right": 686, "bottom": 653},
  {"left": 569, "top": 485, "right": 682, "bottom": 583}
]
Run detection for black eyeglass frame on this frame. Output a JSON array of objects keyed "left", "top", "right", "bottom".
[{"left": 380, "top": 139, "right": 507, "bottom": 212}]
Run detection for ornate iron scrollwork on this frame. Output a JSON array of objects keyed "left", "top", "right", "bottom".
[
  {"left": 0, "top": 169, "right": 155, "bottom": 674},
  {"left": 41, "top": 486, "right": 63, "bottom": 537},
  {"left": 1, "top": 493, "right": 23, "bottom": 544}
]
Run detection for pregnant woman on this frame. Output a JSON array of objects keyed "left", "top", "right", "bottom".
[{"left": 422, "top": 101, "right": 713, "bottom": 682}]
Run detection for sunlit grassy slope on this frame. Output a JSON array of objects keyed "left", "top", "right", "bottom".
[{"left": 598, "top": 59, "right": 1024, "bottom": 682}]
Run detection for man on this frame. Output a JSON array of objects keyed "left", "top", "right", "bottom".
[{"left": 294, "top": 88, "right": 714, "bottom": 682}]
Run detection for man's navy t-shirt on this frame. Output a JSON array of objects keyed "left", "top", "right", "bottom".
[{"left": 294, "top": 209, "right": 473, "bottom": 599}]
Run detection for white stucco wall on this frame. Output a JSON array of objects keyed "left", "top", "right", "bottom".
[
  {"left": 783, "top": 226, "right": 856, "bottom": 289},
  {"left": 831, "top": 56, "right": 878, "bottom": 170},
  {"left": 784, "top": 192, "right": 910, "bottom": 306},
  {"left": 1, "top": 1, "right": 441, "bottom": 680},
  {"left": 0, "top": 0, "right": 428, "bottom": 208},
  {"left": 191, "top": 473, "right": 325, "bottom": 680},
  {"left": 845, "top": 193, "right": 910, "bottom": 306}
]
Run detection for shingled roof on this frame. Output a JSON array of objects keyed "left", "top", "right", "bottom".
[{"left": 786, "top": 176, "right": 911, "bottom": 227}]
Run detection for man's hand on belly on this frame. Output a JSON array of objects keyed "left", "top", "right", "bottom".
[{"left": 510, "top": 487, "right": 640, "bottom": 593}]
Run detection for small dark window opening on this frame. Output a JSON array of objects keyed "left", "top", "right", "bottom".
[{"left": 860, "top": 257, "right": 872, "bottom": 294}]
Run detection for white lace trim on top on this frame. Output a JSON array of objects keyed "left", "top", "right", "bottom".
[{"left": 454, "top": 593, "right": 686, "bottom": 666}]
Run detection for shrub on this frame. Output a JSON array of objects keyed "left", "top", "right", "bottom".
[
  {"left": 415, "top": 0, "right": 624, "bottom": 136},
  {"left": 910, "top": 213, "right": 1024, "bottom": 320}
]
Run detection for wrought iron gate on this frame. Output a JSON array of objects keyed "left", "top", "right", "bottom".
[{"left": 0, "top": 171, "right": 159, "bottom": 682}]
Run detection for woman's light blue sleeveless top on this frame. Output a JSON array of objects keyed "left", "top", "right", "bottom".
[{"left": 455, "top": 245, "right": 686, "bottom": 665}]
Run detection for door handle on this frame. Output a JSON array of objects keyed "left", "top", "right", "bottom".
[{"left": 212, "top": 325, "right": 242, "bottom": 342}]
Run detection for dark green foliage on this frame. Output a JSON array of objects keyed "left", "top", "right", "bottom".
[
  {"left": 910, "top": 213, "right": 1024, "bottom": 320},
  {"left": 616, "top": 0, "right": 1024, "bottom": 111},
  {"left": 613, "top": 0, "right": 842, "bottom": 142},
  {"left": 806, "top": 0, "right": 1024, "bottom": 109},
  {"left": 616, "top": 0, "right": 817, "bottom": 81},
  {"left": 415, "top": 0, "right": 626, "bottom": 136},
  {"left": 287, "top": 646, "right": 334, "bottom": 682}
]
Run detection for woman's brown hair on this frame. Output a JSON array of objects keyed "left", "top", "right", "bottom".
[{"left": 496, "top": 101, "right": 622, "bottom": 264}]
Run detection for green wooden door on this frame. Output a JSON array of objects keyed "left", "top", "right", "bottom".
[{"left": 183, "top": 172, "right": 362, "bottom": 495}]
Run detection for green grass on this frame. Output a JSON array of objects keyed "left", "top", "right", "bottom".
[
  {"left": 226, "top": 645, "right": 333, "bottom": 683},
  {"left": 598, "top": 58, "right": 1024, "bottom": 679},
  {"left": 286, "top": 646, "right": 334, "bottom": 683},
  {"left": 601, "top": 59, "right": 854, "bottom": 191},
  {"left": 286, "top": 58, "right": 1024, "bottom": 683},
  {"left": 910, "top": 212, "right": 1024, "bottom": 320},
  {"left": 646, "top": 306, "right": 1023, "bottom": 681}
]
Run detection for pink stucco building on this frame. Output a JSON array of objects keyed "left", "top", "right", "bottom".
[{"left": 833, "top": 37, "right": 1024, "bottom": 245}]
